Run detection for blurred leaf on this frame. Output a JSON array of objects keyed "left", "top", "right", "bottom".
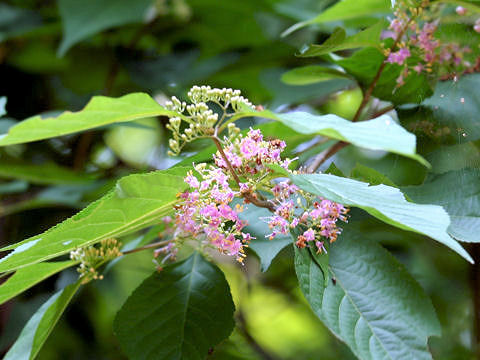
[
  {"left": 0, "top": 93, "right": 176, "bottom": 146},
  {"left": 422, "top": 74, "right": 480, "bottom": 142},
  {"left": 57, "top": 0, "right": 152, "bottom": 56},
  {"left": 337, "top": 47, "right": 435, "bottom": 104},
  {"left": 0, "top": 160, "right": 95, "bottom": 185},
  {"left": 3, "top": 280, "right": 82, "bottom": 360},
  {"left": 295, "top": 228, "right": 440, "bottom": 359},
  {"left": 105, "top": 117, "right": 162, "bottom": 168},
  {"left": 0, "top": 3, "right": 42, "bottom": 41},
  {"left": 282, "top": 0, "right": 391, "bottom": 36},
  {"left": 426, "top": 142, "right": 480, "bottom": 174},
  {"left": 290, "top": 173, "right": 472, "bottom": 262},
  {"left": 0, "top": 180, "right": 28, "bottom": 194},
  {"left": 0, "top": 261, "right": 77, "bottom": 305},
  {"left": 298, "top": 21, "right": 386, "bottom": 57},
  {"left": 0, "top": 97, "right": 6, "bottom": 117},
  {"left": 350, "top": 163, "right": 398, "bottom": 186},
  {"left": 403, "top": 169, "right": 480, "bottom": 243},
  {"left": 0, "top": 167, "right": 189, "bottom": 273},
  {"left": 282, "top": 66, "right": 351, "bottom": 85},
  {"left": 114, "top": 252, "right": 235, "bottom": 360}
]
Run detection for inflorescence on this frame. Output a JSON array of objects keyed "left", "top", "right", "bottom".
[
  {"left": 162, "top": 87, "right": 349, "bottom": 263},
  {"left": 384, "top": 0, "right": 472, "bottom": 85},
  {"left": 70, "top": 238, "right": 122, "bottom": 284}
]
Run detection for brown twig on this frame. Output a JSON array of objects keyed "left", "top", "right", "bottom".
[
  {"left": 211, "top": 136, "right": 275, "bottom": 212},
  {"left": 122, "top": 239, "right": 173, "bottom": 255},
  {"left": 306, "top": 18, "right": 414, "bottom": 174}
]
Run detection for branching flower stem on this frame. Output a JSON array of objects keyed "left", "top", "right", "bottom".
[
  {"left": 122, "top": 239, "right": 173, "bottom": 255},
  {"left": 307, "top": 16, "right": 415, "bottom": 173}
]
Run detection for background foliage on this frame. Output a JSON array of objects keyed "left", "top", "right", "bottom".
[{"left": 0, "top": 0, "right": 479, "bottom": 359}]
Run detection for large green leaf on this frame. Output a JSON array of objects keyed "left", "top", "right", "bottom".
[
  {"left": 250, "top": 111, "right": 428, "bottom": 166},
  {"left": 295, "top": 229, "right": 441, "bottom": 360},
  {"left": 0, "top": 167, "right": 189, "bottom": 273},
  {"left": 114, "top": 252, "right": 235, "bottom": 360},
  {"left": 290, "top": 173, "right": 472, "bottom": 262},
  {"left": 421, "top": 74, "right": 480, "bottom": 142},
  {"left": 298, "top": 21, "right": 386, "bottom": 58},
  {"left": 57, "top": 0, "right": 152, "bottom": 56},
  {"left": 403, "top": 169, "right": 480, "bottom": 243},
  {"left": 0, "top": 93, "right": 176, "bottom": 146},
  {"left": 3, "top": 280, "right": 82, "bottom": 360},
  {"left": 0, "top": 260, "right": 77, "bottom": 305},
  {"left": 238, "top": 203, "right": 292, "bottom": 271},
  {"left": 282, "top": 0, "right": 391, "bottom": 36}
]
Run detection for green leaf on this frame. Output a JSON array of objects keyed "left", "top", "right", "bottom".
[
  {"left": 0, "top": 180, "right": 28, "bottom": 194},
  {"left": 298, "top": 21, "right": 386, "bottom": 58},
  {"left": 57, "top": 0, "right": 152, "bottom": 56},
  {"left": 282, "top": 0, "right": 391, "bottom": 36},
  {"left": 0, "top": 167, "right": 189, "bottom": 273},
  {"left": 350, "top": 163, "right": 398, "bottom": 187},
  {"left": 290, "top": 172, "right": 472, "bottom": 262},
  {"left": 114, "top": 252, "right": 235, "bottom": 360},
  {"left": 239, "top": 203, "right": 292, "bottom": 271},
  {"left": 281, "top": 66, "right": 351, "bottom": 86},
  {"left": 0, "top": 97, "right": 6, "bottom": 117},
  {"left": 0, "top": 260, "right": 77, "bottom": 305},
  {"left": 422, "top": 74, "right": 480, "bottom": 142},
  {"left": 3, "top": 280, "right": 82, "bottom": 360},
  {"left": 403, "top": 169, "right": 480, "bottom": 243},
  {"left": 295, "top": 228, "right": 441, "bottom": 360},
  {"left": 0, "top": 159, "right": 96, "bottom": 185},
  {"left": 0, "top": 93, "right": 177, "bottom": 146},
  {"left": 260, "top": 111, "right": 429, "bottom": 166},
  {"left": 337, "top": 47, "right": 434, "bottom": 104}
]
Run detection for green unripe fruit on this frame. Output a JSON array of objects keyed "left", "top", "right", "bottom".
[{"left": 320, "top": 87, "right": 363, "bottom": 120}]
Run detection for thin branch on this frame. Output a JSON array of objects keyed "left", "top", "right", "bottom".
[
  {"left": 371, "top": 104, "right": 395, "bottom": 118},
  {"left": 122, "top": 239, "right": 173, "bottom": 255},
  {"left": 211, "top": 136, "right": 276, "bottom": 211},
  {"left": 306, "top": 141, "right": 348, "bottom": 173}
]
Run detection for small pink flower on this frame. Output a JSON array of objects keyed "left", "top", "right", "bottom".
[
  {"left": 456, "top": 6, "right": 467, "bottom": 15},
  {"left": 303, "top": 228, "right": 315, "bottom": 242},
  {"left": 185, "top": 174, "right": 199, "bottom": 188}
]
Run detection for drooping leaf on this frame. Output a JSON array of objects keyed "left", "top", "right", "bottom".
[
  {"left": 0, "top": 4, "right": 42, "bottom": 41},
  {"left": 114, "top": 252, "right": 235, "bottom": 360},
  {"left": 403, "top": 169, "right": 480, "bottom": 243},
  {"left": 0, "top": 180, "right": 28, "bottom": 194},
  {"left": 282, "top": 0, "right": 391, "bottom": 36},
  {"left": 295, "top": 228, "right": 441, "bottom": 360},
  {"left": 0, "top": 93, "right": 177, "bottom": 146},
  {"left": 421, "top": 74, "right": 480, "bottom": 142},
  {"left": 0, "top": 260, "right": 77, "bottom": 305},
  {"left": 3, "top": 280, "right": 82, "bottom": 360},
  {"left": 290, "top": 172, "right": 472, "bottom": 262},
  {"left": 239, "top": 202, "right": 292, "bottom": 271},
  {"left": 249, "top": 110, "right": 429, "bottom": 166},
  {"left": 0, "top": 167, "right": 189, "bottom": 273},
  {"left": 57, "top": 0, "right": 152, "bottom": 56},
  {"left": 281, "top": 66, "right": 351, "bottom": 86},
  {"left": 0, "top": 97, "right": 6, "bottom": 117},
  {"left": 298, "top": 21, "right": 386, "bottom": 58}
]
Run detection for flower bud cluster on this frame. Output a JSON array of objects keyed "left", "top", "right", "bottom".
[
  {"left": 384, "top": 0, "right": 471, "bottom": 85},
  {"left": 165, "top": 86, "right": 255, "bottom": 156},
  {"left": 70, "top": 238, "right": 122, "bottom": 284}
]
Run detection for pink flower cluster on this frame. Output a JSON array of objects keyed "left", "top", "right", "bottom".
[
  {"left": 174, "top": 167, "right": 250, "bottom": 262},
  {"left": 385, "top": 4, "right": 472, "bottom": 85},
  {"left": 213, "top": 128, "right": 293, "bottom": 175},
  {"left": 264, "top": 180, "right": 349, "bottom": 253}
]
